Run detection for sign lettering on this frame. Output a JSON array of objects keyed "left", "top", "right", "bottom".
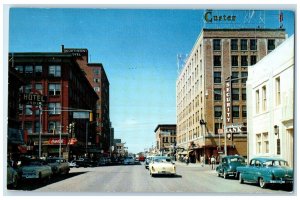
[
  {"left": 225, "top": 81, "right": 232, "bottom": 123},
  {"left": 204, "top": 10, "right": 237, "bottom": 23}
]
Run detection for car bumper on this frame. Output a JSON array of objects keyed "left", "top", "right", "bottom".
[
  {"left": 270, "top": 179, "right": 293, "bottom": 184},
  {"left": 22, "top": 174, "right": 39, "bottom": 179}
]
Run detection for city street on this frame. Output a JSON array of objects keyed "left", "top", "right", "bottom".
[{"left": 10, "top": 162, "right": 293, "bottom": 194}]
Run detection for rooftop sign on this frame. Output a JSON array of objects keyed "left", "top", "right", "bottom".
[{"left": 204, "top": 10, "right": 236, "bottom": 23}]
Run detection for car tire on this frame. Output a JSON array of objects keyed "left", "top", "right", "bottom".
[
  {"left": 259, "top": 177, "right": 267, "bottom": 188},
  {"left": 223, "top": 171, "right": 227, "bottom": 179},
  {"left": 239, "top": 173, "right": 244, "bottom": 184}
]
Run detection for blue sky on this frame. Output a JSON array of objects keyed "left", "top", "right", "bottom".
[{"left": 8, "top": 9, "right": 295, "bottom": 153}]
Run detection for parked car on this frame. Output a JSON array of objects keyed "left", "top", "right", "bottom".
[
  {"left": 145, "top": 156, "right": 155, "bottom": 169},
  {"left": 123, "top": 156, "right": 135, "bottom": 165},
  {"left": 46, "top": 157, "right": 70, "bottom": 175},
  {"left": 97, "top": 157, "right": 107, "bottom": 166},
  {"left": 216, "top": 155, "right": 246, "bottom": 179},
  {"left": 19, "top": 158, "right": 53, "bottom": 182},
  {"left": 68, "top": 160, "right": 79, "bottom": 168},
  {"left": 149, "top": 156, "right": 176, "bottom": 177},
  {"left": 236, "top": 157, "right": 293, "bottom": 188},
  {"left": 7, "top": 161, "right": 19, "bottom": 189},
  {"left": 75, "top": 158, "right": 97, "bottom": 167}
]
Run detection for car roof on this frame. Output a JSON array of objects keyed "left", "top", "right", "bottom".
[{"left": 251, "top": 157, "right": 286, "bottom": 162}]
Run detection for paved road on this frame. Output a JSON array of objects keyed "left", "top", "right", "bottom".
[{"left": 10, "top": 162, "right": 293, "bottom": 195}]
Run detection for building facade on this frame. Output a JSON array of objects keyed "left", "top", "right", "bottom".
[
  {"left": 246, "top": 35, "right": 294, "bottom": 166},
  {"left": 154, "top": 124, "right": 177, "bottom": 156},
  {"left": 9, "top": 52, "right": 99, "bottom": 160},
  {"left": 62, "top": 47, "right": 111, "bottom": 153},
  {"left": 176, "top": 28, "right": 286, "bottom": 163}
]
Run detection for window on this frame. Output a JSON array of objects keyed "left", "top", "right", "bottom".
[
  {"left": 250, "top": 39, "right": 257, "bottom": 50},
  {"left": 35, "top": 65, "right": 42, "bottom": 76},
  {"left": 48, "top": 121, "right": 61, "bottom": 133},
  {"left": 214, "top": 106, "right": 222, "bottom": 118},
  {"left": 49, "top": 65, "right": 61, "bottom": 77},
  {"left": 262, "top": 86, "right": 267, "bottom": 111},
  {"left": 24, "top": 84, "right": 32, "bottom": 93},
  {"left": 242, "top": 88, "right": 246, "bottom": 100},
  {"left": 25, "top": 105, "right": 32, "bottom": 115},
  {"left": 275, "top": 77, "right": 281, "bottom": 105},
  {"left": 214, "top": 123, "right": 223, "bottom": 135},
  {"left": 231, "top": 55, "right": 238, "bottom": 67},
  {"left": 213, "top": 39, "right": 221, "bottom": 51},
  {"left": 94, "top": 87, "right": 100, "bottom": 92},
  {"left": 263, "top": 132, "right": 269, "bottom": 153},
  {"left": 93, "top": 69, "right": 100, "bottom": 75},
  {"left": 48, "top": 83, "right": 61, "bottom": 96},
  {"left": 35, "top": 83, "right": 43, "bottom": 94},
  {"left": 268, "top": 39, "right": 275, "bottom": 51},
  {"left": 256, "top": 90, "right": 260, "bottom": 114},
  {"left": 214, "top": 55, "right": 221, "bottom": 66},
  {"left": 241, "top": 72, "right": 248, "bottom": 83},
  {"left": 231, "top": 39, "right": 238, "bottom": 50},
  {"left": 232, "top": 88, "right": 239, "bottom": 101},
  {"left": 232, "top": 106, "right": 239, "bottom": 117},
  {"left": 48, "top": 102, "right": 61, "bottom": 115},
  {"left": 256, "top": 134, "right": 262, "bottom": 154},
  {"left": 214, "top": 89, "right": 222, "bottom": 101},
  {"left": 241, "top": 39, "right": 248, "bottom": 50},
  {"left": 241, "top": 56, "right": 248, "bottom": 66},
  {"left": 35, "top": 121, "right": 40, "bottom": 133},
  {"left": 250, "top": 56, "right": 257, "bottom": 65},
  {"left": 231, "top": 72, "right": 239, "bottom": 83},
  {"left": 214, "top": 72, "right": 221, "bottom": 84},
  {"left": 24, "top": 122, "right": 33, "bottom": 134},
  {"left": 15, "top": 65, "right": 24, "bottom": 73},
  {"left": 94, "top": 78, "right": 100, "bottom": 83},
  {"left": 242, "top": 106, "right": 247, "bottom": 118},
  {"left": 25, "top": 65, "right": 33, "bottom": 75}
]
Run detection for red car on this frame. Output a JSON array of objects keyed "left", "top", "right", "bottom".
[{"left": 139, "top": 156, "right": 145, "bottom": 162}]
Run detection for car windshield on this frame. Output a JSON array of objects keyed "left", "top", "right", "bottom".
[
  {"left": 263, "top": 160, "right": 289, "bottom": 167},
  {"left": 153, "top": 157, "right": 171, "bottom": 163},
  {"left": 229, "top": 157, "right": 245, "bottom": 163}
]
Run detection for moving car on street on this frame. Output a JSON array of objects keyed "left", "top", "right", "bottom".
[
  {"left": 123, "top": 156, "right": 135, "bottom": 165},
  {"left": 236, "top": 157, "right": 293, "bottom": 188},
  {"left": 149, "top": 156, "right": 176, "bottom": 177},
  {"left": 145, "top": 155, "right": 155, "bottom": 169},
  {"left": 216, "top": 155, "right": 246, "bottom": 179},
  {"left": 20, "top": 158, "right": 53, "bottom": 182}
]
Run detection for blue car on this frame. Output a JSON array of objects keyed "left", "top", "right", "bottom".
[
  {"left": 216, "top": 155, "right": 246, "bottom": 179},
  {"left": 236, "top": 157, "right": 293, "bottom": 188}
]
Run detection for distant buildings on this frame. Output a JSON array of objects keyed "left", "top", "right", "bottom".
[
  {"left": 246, "top": 35, "right": 294, "bottom": 166},
  {"left": 176, "top": 28, "right": 287, "bottom": 163},
  {"left": 154, "top": 124, "right": 177, "bottom": 156}
]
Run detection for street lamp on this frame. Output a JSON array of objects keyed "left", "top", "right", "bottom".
[{"left": 200, "top": 119, "right": 206, "bottom": 161}]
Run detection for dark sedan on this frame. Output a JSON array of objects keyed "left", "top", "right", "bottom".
[
  {"left": 236, "top": 157, "right": 293, "bottom": 188},
  {"left": 216, "top": 155, "right": 246, "bottom": 179}
]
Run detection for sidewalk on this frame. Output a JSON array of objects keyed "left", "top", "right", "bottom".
[{"left": 175, "top": 161, "right": 217, "bottom": 172}]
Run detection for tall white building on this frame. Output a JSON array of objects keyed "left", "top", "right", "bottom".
[{"left": 246, "top": 35, "right": 294, "bottom": 166}]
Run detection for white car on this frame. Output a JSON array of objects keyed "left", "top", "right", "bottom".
[
  {"left": 123, "top": 156, "right": 135, "bottom": 165},
  {"left": 20, "top": 159, "right": 53, "bottom": 181},
  {"left": 149, "top": 156, "right": 176, "bottom": 177}
]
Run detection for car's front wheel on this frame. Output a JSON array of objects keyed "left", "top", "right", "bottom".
[
  {"left": 259, "top": 177, "right": 267, "bottom": 188},
  {"left": 239, "top": 173, "right": 244, "bottom": 184}
]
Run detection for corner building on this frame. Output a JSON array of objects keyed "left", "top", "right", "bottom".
[{"left": 176, "top": 28, "right": 286, "bottom": 163}]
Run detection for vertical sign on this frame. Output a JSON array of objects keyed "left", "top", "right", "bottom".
[{"left": 225, "top": 80, "right": 232, "bottom": 123}]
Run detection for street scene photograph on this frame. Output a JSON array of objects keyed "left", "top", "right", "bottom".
[{"left": 2, "top": 3, "right": 297, "bottom": 197}]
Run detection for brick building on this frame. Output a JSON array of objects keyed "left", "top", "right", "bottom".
[
  {"left": 154, "top": 124, "right": 177, "bottom": 156},
  {"left": 62, "top": 47, "right": 111, "bottom": 153},
  {"left": 176, "top": 28, "right": 286, "bottom": 163},
  {"left": 8, "top": 52, "right": 99, "bottom": 159}
]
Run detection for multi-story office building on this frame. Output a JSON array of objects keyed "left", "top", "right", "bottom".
[
  {"left": 176, "top": 28, "right": 286, "bottom": 163},
  {"left": 8, "top": 52, "right": 99, "bottom": 159},
  {"left": 62, "top": 47, "right": 111, "bottom": 153},
  {"left": 154, "top": 124, "right": 177, "bottom": 156},
  {"left": 247, "top": 35, "right": 294, "bottom": 166}
]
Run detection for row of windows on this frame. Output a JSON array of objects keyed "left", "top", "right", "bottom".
[
  {"left": 20, "top": 103, "right": 61, "bottom": 115},
  {"left": 214, "top": 105, "right": 247, "bottom": 118},
  {"left": 21, "top": 83, "right": 61, "bottom": 96},
  {"left": 213, "top": 39, "right": 276, "bottom": 51},
  {"left": 22, "top": 121, "right": 61, "bottom": 134},
  {"left": 214, "top": 71, "right": 248, "bottom": 84},
  {"left": 15, "top": 65, "right": 61, "bottom": 77},
  {"left": 162, "top": 137, "right": 176, "bottom": 143},
  {"left": 213, "top": 55, "right": 257, "bottom": 67},
  {"left": 213, "top": 88, "right": 247, "bottom": 101}
]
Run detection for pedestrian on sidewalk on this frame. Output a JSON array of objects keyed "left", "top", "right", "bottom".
[
  {"left": 200, "top": 156, "right": 204, "bottom": 167},
  {"left": 210, "top": 156, "right": 215, "bottom": 170}
]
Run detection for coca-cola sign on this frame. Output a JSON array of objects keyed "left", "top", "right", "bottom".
[{"left": 49, "top": 138, "right": 67, "bottom": 145}]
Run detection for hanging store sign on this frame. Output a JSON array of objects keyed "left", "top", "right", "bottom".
[
  {"left": 204, "top": 10, "right": 237, "bottom": 23},
  {"left": 73, "top": 111, "right": 89, "bottom": 119},
  {"left": 49, "top": 138, "right": 67, "bottom": 145},
  {"left": 225, "top": 80, "right": 232, "bottom": 123}
]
